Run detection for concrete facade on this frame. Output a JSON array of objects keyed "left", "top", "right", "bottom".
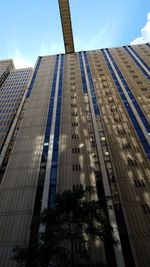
[{"left": 0, "top": 44, "right": 150, "bottom": 266}]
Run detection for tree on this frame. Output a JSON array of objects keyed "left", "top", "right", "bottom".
[{"left": 13, "top": 185, "right": 112, "bottom": 267}]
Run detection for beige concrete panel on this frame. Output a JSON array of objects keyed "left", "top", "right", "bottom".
[
  {"left": 0, "top": 188, "right": 35, "bottom": 213},
  {"left": 132, "top": 44, "right": 150, "bottom": 68},
  {"left": 0, "top": 214, "right": 31, "bottom": 243},
  {"left": 1, "top": 168, "right": 39, "bottom": 188}
]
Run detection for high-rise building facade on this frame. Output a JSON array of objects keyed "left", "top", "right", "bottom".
[
  {"left": 0, "top": 61, "right": 32, "bottom": 187},
  {"left": 0, "top": 67, "right": 32, "bottom": 152},
  {"left": 0, "top": 59, "right": 15, "bottom": 87},
  {"left": 0, "top": 43, "right": 149, "bottom": 267}
]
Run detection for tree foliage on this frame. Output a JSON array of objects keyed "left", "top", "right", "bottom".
[{"left": 13, "top": 186, "right": 111, "bottom": 267}]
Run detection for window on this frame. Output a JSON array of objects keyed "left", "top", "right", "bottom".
[
  {"left": 111, "top": 108, "right": 118, "bottom": 112},
  {"left": 142, "top": 203, "right": 150, "bottom": 214},
  {"left": 134, "top": 179, "right": 145, "bottom": 188},
  {"left": 114, "top": 117, "right": 121, "bottom": 123},
  {"left": 71, "top": 104, "right": 77, "bottom": 108},
  {"left": 72, "top": 164, "right": 81, "bottom": 171},
  {"left": 122, "top": 143, "right": 131, "bottom": 149},
  {"left": 72, "top": 148, "right": 80, "bottom": 153},
  {"left": 71, "top": 112, "right": 78, "bottom": 117},
  {"left": 128, "top": 158, "right": 137, "bottom": 166},
  {"left": 72, "top": 134, "right": 79, "bottom": 139},
  {"left": 140, "top": 88, "right": 148, "bottom": 92},
  {"left": 118, "top": 129, "right": 126, "bottom": 135},
  {"left": 72, "top": 122, "right": 78, "bottom": 127}
]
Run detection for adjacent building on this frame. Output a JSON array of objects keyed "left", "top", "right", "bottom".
[
  {"left": 0, "top": 43, "right": 149, "bottom": 266},
  {"left": 0, "top": 59, "right": 14, "bottom": 87},
  {"left": 0, "top": 61, "right": 32, "bottom": 187}
]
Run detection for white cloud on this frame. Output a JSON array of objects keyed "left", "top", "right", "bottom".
[
  {"left": 12, "top": 49, "right": 34, "bottom": 69},
  {"left": 131, "top": 12, "right": 150, "bottom": 45},
  {"left": 7, "top": 30, "right": 35, "bottom": 69}
]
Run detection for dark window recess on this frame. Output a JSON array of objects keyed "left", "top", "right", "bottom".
[
  {"left": 134, "top": 179, "right": 145, "bottom": 188},
  {"left": 91, "top": 140, "right": 96, "bottom": 147},
  {"left": 140, "top": 87, "right": 148, "bottom": 92},
  {"left": 72, "top": 164, "right": 81, "bottom": 171},
  {"left": 105, "top": 92, "right": 112, "bottom": 96},
  {"left": 71, "top": 104, "right": 77, "bottom": 107},
  {"left": 137, "top": 81, "right": 142, "bottom": 84},
  {"left": 128, "top": 158, "right": 137, "bottom": 166},
  {"left": 122, "top": 143, "right": 131, "bottom": 149},
  {"left": 114, "top": 118, "right": 121, "bottom": 123},
  {"left": 72, "top": 122, "right": 78, "bottom": 126},
  {"left": 108, "top": 99, "right": 114, "bottom": 103},
  {"left": 118, "top": 129, "right": 126, "bottom": 135},
  {"left": 129, "top": 70, "right": 135, "bottom": 73},
  {"left": 71, "top": 112, "right": 78, "bottom": 117},
  {"left": 133, "top": 75, "right": 139, "bottom": 78},
  {"left": 111, "top": 108, "right": 118, "bottom": 112},
  {"left": 72, "top": 134, "right": 79, "bottom": 139},
  {"left": 0, "top": 167, "right": 5, "bottom": 185},
  {"left": 142, "top": 203, "right": 150, "bottom": 214},
  {"left": 72, "top": 147, "right": 80, "bottom": 153}
]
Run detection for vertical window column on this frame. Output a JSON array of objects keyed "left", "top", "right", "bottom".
[
  {"left": 26, "top": 56, "right": 42, "bottom": 98},
  {"left": 124, "top": 46, "right": 150, "bottom": 79},
  {"left": 48, "top": 55, "right": 64, "bottom": 207},
  {"left": 102, "top": 49, "right": 150, "bottom": 159},
  {"left": 41, "top": 55, "right": 61, "bottom": 211},
  {"left": 81, "top": 51, "right": 125, "bottom": 267}
]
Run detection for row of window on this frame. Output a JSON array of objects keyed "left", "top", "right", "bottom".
[
  {"left": 49, "top": 55, "right": 64, "bottom": 207},
  {"left": 83, "top": 52, "right": 100, "bottom": 117},
  {"left": 72, "top": 148, "right": 80, "bottom": 153},
  {"left": 106, "top": 48, "right": 150, "bottom": 134},
  {"left": 26, "top": 57, "right": 42, "bottom": 98},
  {"left": 72, "top": 164, "right": 81, "bottom": 171},
  {"left": 125, "top": 46, "right": 150, "bottom": 78},
  {"left": 42, "top": 56, "right": 58, "bottom": 162},
  {"left": 102, "top": 49, "right": 150, "bottom": 160}
]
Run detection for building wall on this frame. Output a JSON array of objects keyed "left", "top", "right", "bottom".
[
  {"left": 0, "top": 44, "right": 149, "bottom": 266},
  {"left": 0, "top": 59, "right": 14, "bottom": 88},
  {"left": 0, "top": 68, "right": 32, "bottom": 152}
]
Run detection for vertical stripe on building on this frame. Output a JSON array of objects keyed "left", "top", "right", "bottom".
[
  {"left": 81, "top": 51, "right": 125, "bottom": 267},
  {"left": 26, "top": 56, "right": 42, "bottom": 98},
  {"left": 124, "top": 46, "right": 150, "bottom": 79},
  {"left": 49, "top": 54, "right": 64, "bottom": 207},
  {"left": 41, "top": 55, "right": 61, "bottom": 211},
  {"left": 42, "top": 55, "right": 59, "bottom": 161},
  {"left": 102, "top": 49, "right": 150, "bottom": 159}
]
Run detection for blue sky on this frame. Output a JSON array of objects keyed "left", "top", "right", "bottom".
[{"left": 0, "top": 0, "right": 150, "bottom": 68}]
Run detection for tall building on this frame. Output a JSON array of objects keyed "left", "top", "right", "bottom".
[
  {"left": 0, "top": 68, "right": 32, "bottom": 151},
  {"left": 0, "top": 62, "right": 32, "bottom": 186},
  {"left": 0, "top": 44, "right": 149, "bottom": 267},
  {"left": 0, "top": 59, "right": 14, "bottom": 87},
  {"left": 0, "top": 1, "right": 150, "bottom": 267}
]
